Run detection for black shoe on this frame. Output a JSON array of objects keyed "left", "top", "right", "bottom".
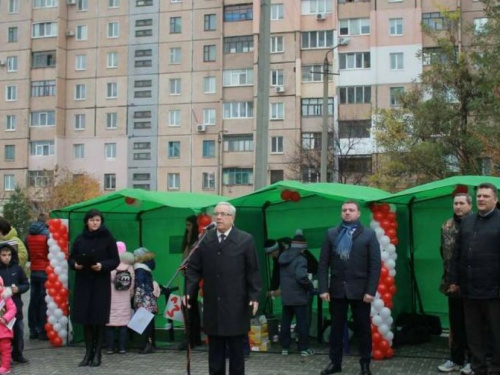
[
  {"left": 360, "top": 362, "right": 372, "bottom": 375},
  {"left": 13, "top": 356, "right": 30, "bottom": 364},
  {"left": 29, "top": 333, "right": 38, "bottom": 340},
  {"left": 139, "top": 342, "right": 154, "bottom": 354},
  {"left": 78, "top": 349, "right": 94, "bottom": 367},
  {"left": 321, "top": 362, "right": 342, "bottom": 375}
]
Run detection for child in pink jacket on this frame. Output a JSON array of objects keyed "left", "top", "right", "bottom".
[{"left": 0, "top": 276, "right": 17, "bottom": 375}]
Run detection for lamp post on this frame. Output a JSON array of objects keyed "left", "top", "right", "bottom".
[{"left": 320, "top": 38, "right": 349, "bottom": 183}]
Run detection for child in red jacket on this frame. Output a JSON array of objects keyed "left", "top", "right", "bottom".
[{"left": 0, "top": 275, "right": 17, "bottom": 375}]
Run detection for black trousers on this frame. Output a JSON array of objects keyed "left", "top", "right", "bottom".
[
  {"left": 463, "top": 298, "right": 500, "bottom": 374},
  {"left": 448, "top": 297, "right": 469, "bottom": 366},
  {"left": 208, "top": 335, "right": 244, "bottom": 375},
  {"left": 329, "top": 297, "right": 371, "bottom": 366}
]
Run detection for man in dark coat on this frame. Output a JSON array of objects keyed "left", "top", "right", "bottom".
[
  {"left": 186, "top": 202, "right": 261, "bottom": 375},
  {"left": 449, "top": 182, "right": 500, "bottom": 375},
  {"left": 318, "top": 201, "right": 381, "bottom": 375}
]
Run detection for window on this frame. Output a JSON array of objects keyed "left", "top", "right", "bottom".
[
  {"left": 106, "top": 82, "right": 118, "bottom": 99},
  {"left": 133, "top": 152, "right": 151, "bottom": 160},
  {"left": 168, "top": 110, "right": 180, "bottom": 126},
  {"left": 270, "top": 36, "right": 284, "bottom": 53},
  {"left": 134, "top": 49, "right": 152, "bottom": 67},
  {"left": 223, "top": 135, "right": 253, "bottom": 152},
  {"left": 136, "top": 0, "right": 153, "bottom": 5},
  {"left": 390, "top": 52, "right": 404, "bottom": 70},
  {"left": 302, "top": 64, "right": 332, "bottom": 82},
  {"left": 301, "top": 30, "right": 334, "bottom": 49},
  {"left": 301, "top": 98, "right": 334, "bottom": 116},
  {"left": 133, "top": 142, "right": 151, "bottom": 150},
  {"left": 222, "top": 168, "right": 253, "bottom": 185},
  {"left": 170, "top": 17, "right": 182, "bottom": 33},
  {"left": 202, "top": 140, "right": 215, "bottom": 158},
  {"left": 75, "top": 54, "right": 87, "bottom": 70},
  {"left": 271, "top": 70, "right": 284, "bottom": 86},
  {"left": 422, "top": 12, "right": 446, "bottom": 31},
  {"left": 203, "top": 45, "right": 216, "bottom": 62},
  {"left": 107, "top": 22, "right": 119, "bottom": 38},
  {"left": 169, "top": 79, "right": 181, "bottom": 95},
  {"left": 6, "top": 115, "right": 16, "bottom": 131},
  {"left": 167, "top": 173, "right": 180, "bottom": 190},
  {"left": 31, "top": 111, "right": 55, "bottom": 127},
  {"left": 8, "top": 0, "right": 19, "bottom": 13},
  {"left": 105, "top": 143, "right": 116, "bottom": 159},
  {"left": 133, "top": 173, "right": 150, "bottom": 181},
  {"left": 30, "top": 141, "right": 55, "bottom": 156},
  {"left": 104, "top": 173, "right": 116, "bottom": 190},
  {"left": 74, "top": 114, "right": 86, "bottom": 130},
  {"left": 107, "top": 52, "right": 118, "bottom": 68},
  {"left": 224, "top": 4, "right": 253, "bottom": 22},
  {"left": 270, "top": 170, "right": 284, "bottom": 183},
  {"left": 339, "top": 52, "right": 371, "bottom": 70},
  {"left": 390, "top": 87, "right": 404, "bottom": 107},
  {"left": 76, "top": 25, "right": 88, "bottom": 40},
  {"left": 34, "top": 0, "right": 57, "bottom": 8},
  {"left": 339, "top": 86, "right": 372, "bottom": 104},
  {"left": 270, "top": 103, "right": 284, "bottom": 120},
  {"left": 203, "top": 77, "right": 216, "bottom": 94},
  {"left": 203, "top": 109, "right": 216, "bottom": 125},
  {"left": 106, "top": 113, "right": 117, "bottom": 129},
  {"left": 7, "top": 57, "right": 18, "bottom": 72},
  {"left": 204, "top": 14, "right": 216, "bottom": 31},
  {"left": 77, "top": 0, "right": 88, "bottom": 11},
  {"left": 109, "top": 0, "right": 119, "bottom": 7},
  {"left": 271, "top": 4, "right": 284, "bottom": 20},
  {"left": 223, "top": 102, "right": 254, "bottom": 119},
  {"left": 135, "top": 29, "right": 153, "bottom": 37},
  {"left": 32, "top": 51, "right": 56, "bottom": 68},
  {"left": 223, "top": 36, "right": 254, "bottom": 54},
  {"left": 4, "top": 145, "right": 15, "bottom": 161},
  {"left": 169, "top": 48, "right": 181, "bottom": 64},
  {"left": 8, "top": 27, "right": 18, "bottom": 43},
  {"left": 4, "top": 175, "right": 15, "bottom": 192},
  {"left": 302, "top": 132, "right": 322, "bottom": 150},
  {"left": 422, "top": 47, "right": 457, "bottom": 66},
  {"left": 75, "top": 84, "right": 86, "bottom": 100},
  {"left": 168, "top": 141, "right": 180, "bottom": 158},
  {"left": 474, "top": 18, "right": 488, "bottom": 35},
  {"left": 271, "top": 136, "right": 283, "bottom": 154},
  {"left": 339, "top": 120, "right": 371, "bottom": 139},
  {"left": 223, "top": 69, "right": 253, "bottom": 86},
  {"left": 31, "top": 80, "right": 56, "bottom": 97},
  {"left": 5, "top": 86, "right": 17, "bottom": 101},
  {"left": 28, "top": 170, "right": 53, "bottom": 187},
  {"left": 202, "top": 172, "right": 215, "bottom": 190},
  {"left": 339, "top": 18, "right": 370, "bottom": 36},
  {"left": 134, "top": 80, "right": 152, "bottom": 98},
  {"left": 73, "top": 144, "right": 84, "bottom": 159},
  {"left": 301, "top": 0, "right": 332, "bottom": 14},
  {"left": 32, "top": 22, "right": 58, "bottom": 38},
  {"left": 340, "top": 155, "right": 372, "bottom": 173},
  {"left": 390, "top": 18, "right": 403, "bottom": 36},
  {"left": 135, "top": 19, "right": 153, "bottom": 27}
]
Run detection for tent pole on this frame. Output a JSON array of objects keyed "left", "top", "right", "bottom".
[
  {"left": 261, "top": 201, "right": 273, "bottom": 316},
  {"left": 408, "top": 197, "right": 424, "bottom": 314}
]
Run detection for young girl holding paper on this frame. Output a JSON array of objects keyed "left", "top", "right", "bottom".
[{"left": 0, "top": 276, "right": 17, "bottom": 375}]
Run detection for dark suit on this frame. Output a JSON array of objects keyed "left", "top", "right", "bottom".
[
  {"left": 186, "top": 227, "right": 261, "bottom": 375},
  {"left": 318, "top": 225, "right": 381, "bottom": 366}
]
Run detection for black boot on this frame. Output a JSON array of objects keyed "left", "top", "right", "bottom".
[
  {"left": 321, "top": 362, "right": 342, "bottom": 375},
  {"left": 90, "top": 325, "right": 104, "bottom": 367},
  {"left": 78, "top": 325, "right": 94, "bottom": 367},
  {"left": 139, "top": 338, "right": 155, "bottom": 354},
  {"left": 360, "top": 361, "right": 371, "bottom": 375}
]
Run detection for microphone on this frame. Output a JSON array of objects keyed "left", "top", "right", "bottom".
[{"left": 204, "top": 222, "right": 217, "bottom": 230}]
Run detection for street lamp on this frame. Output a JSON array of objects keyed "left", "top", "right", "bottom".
[{"left": 320, "top": 37, "right": 350, "bottom": 183}]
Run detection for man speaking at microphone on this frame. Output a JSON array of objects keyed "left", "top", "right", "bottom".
[{"left": 186, "top": 202, "right": 261, "bottom": 375}]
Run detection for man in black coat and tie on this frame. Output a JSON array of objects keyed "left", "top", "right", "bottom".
[
  {"left": 318, "top": 201, "right": 381, "bottom": 375},
  {"left": 186, "top": 202, "right": 261, "bottom": 375}
]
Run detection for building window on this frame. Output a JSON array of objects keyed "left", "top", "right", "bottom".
[
  {"left": 4, "top": 175, "right": 15, "bottom": 191},
  {"left": 203, "top": 76, "right": 216, "bottom": 94},
  {"left": 390, "top": 87, "right": 404, "bottom": 107},
  {"left": 390, "top": 52, "right": 404, "bottom": 70},
  {"left": 6, "top": 57, "right": 18, "bottom": 72},
  {"left": 223, "top": 102, "right": 254, "bottom": 119},
  {"left": 302, "top": 132, "right": 323, "bottom": 150},
  {"left": 339, "top": 18, "right": 370, "bottom": 36},
  {"left": 74, "top": 114, "right": 86, "bottom": 130},
  {"left": 134, "top": 80, "right": 152, "bottom": 98},
  {"left": 104, "top": 173, "right": 116, "bottom": 190},
  {"left": 301, "top": 98, "right": 334, "bottom": 116},
  {"left": 202, "top": 172, "right": 215, "bottom": 190},
  {"left": 270, "top": 70, "right": 284, "bottom": 86},
  {"left": 223, "top": 135, "right": 253, "bottom": 152},
  {"left": 135, "top": 29, "right": 153, "bottom": 37},
  {"left": 28, "top": 170, "right": 53, "bottom": 187},
  {"left": 31, "top": 111, "right": 55, "bottom": 127},
  {"left": 203, "top": 109, "right": 216, "bottom": 125},
  {"left": 222, "top": 168, "right": 253, "bottom": 185},
  {"left": 203, "top": 45, "right": 216, "bottom": 62},
  {"left": 223, "top": 36, "right": 254, "bottom": 54},
  {"left": 270, "top": 102, "right": 284, "bottom": 120},
  {"left": 105, "top": 143, "right": 116, "bottom": 159},
  {"left": 107, "top": 52, "right": 118, "bottom": 68},
  {"left": 136, "top": 19, "right": 153, "bottom": 27},
  {"left": 422, "top": 12, "right": 446, "bottom": 30},
  {"left": 8, "top": 0, "right": 19, "bottom": 13},
  {"left": 340, "top": 155, "right": 372, "bottom": 173},
  {"left": 389, "top": 18, "right": 403, "bottom": 36},
  {"left": 4, "top": 145, "right": 15, "bottom": 161},
  {"left": 133, "top": 142, "right": 151, "bottom": 150},
  {"left": 34, "top": 0, "right": 58, "bottom": 8},
  {"left": 301, "top": 0, "right": 332, "bottom": 14},
  {"left": 8, "top": 27, "right": 18, "bottom": 43},
  {"left": 107, "top": 22, "right": 119, "bottom": 38},
  {"left": 30, "top": 141, "right": 55, "bottom": 156},
  {"left": 302, "top": 64, "right": 331, "bottom": 82},
  {"left": 169, "top": 79, "right": 181, "bottom": 95},
  {"left": 75, "top": 54, "right": 87, "bottom": 70},
  {"left": 169, "top": 48, "right": 181, "bottom": 64},
  {"left": 134, "top": 121, "right": 151, "bottom": 129},
  {"left": 271, "top": 4, "right": 284, "bottom": 20},
  {"left": 271, "top": 136, "right": 283, "bottom": 154},
  {"left": 169, "top": 110, "right": 180, "bottom": 126},
  {"left": 167, "top": 173, "right": 180, "bottom": 190},
  {"left": 168, "top": 141, "right": 180, "bottom": 158},
  {"left": 5, "top": 86, "right": 17, "bottom": 101},
  {"left": 270, "top": 170, "right": 284, "bottom": 183},
  {"left": 77, "top": 0, "right": 88, "bottom": 11},
  {"left": 474, "top": 18, "right": 488, "bottom": 34},
  {"left": 136, "top": 0, "right": 153, "bottom": 6},
  {"left": 32, "top": 22, "right": 58, "bottom": 38},
  {"left": 270, "top": 36, "right": 284, "bottom": 53},
  {"left": 339, "top": 86, "right": 372, "bottom": 104},
  {"left": 204, "top": 14, "right": 216, "bottom": 31},
  {"left": 301, "top": 30, "right": 334, "bottom": 49},
  {"left": 31, "top": 80, "right": 56, "bottom": 97},
  {"left": 170, "top": 17, "right": 182, "bottom": 33},
  {"left": 223, "top": 69, "right": 253, "bottom": 86},
  {"left": 339, "top": 120, "right": 371, "bottom": 139},
  {"left": 33, "top": 51, "right": 56, "bottom": 68},
  {"left": 76, "top": 25, "right": 88, "bottom": 40},
  {"left": 73, "top": 144, "right": 85, "bottom": 159},
  {"left": 339, "top": 52, "right": 371, "bottom": 70},
  {"left": 133, "top": 173, "right": 150, "bottom": 181},
  {"left": 224, "top": 4, "right": 253, "bottom": 22},
  {"left": 202, "top": 140, "right": 215, "bottom": 158},
  {"left": 422, "top": 47, "right": 456, "bottom": 66},
  {"left": 133, "top": 152, "right": 151, "bottom": 160},
  {"left": 75, "top": 84, "right": 86, "bottom": 100},
  {"left": 6, "top": 115, "right": 16, "bottom": 131},
  {"left": 106, "top": 82, "right": 118, "bottom": 99},
  {"left": 109, "top": 0, "right": 119, "bottom": 8},
  {"left": 106, "top": 113, "right": 117, "bottom": 129}
]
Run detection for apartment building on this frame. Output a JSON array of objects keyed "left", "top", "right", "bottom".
[{"left": 0, "top": 0, "right": 485, "bottom": 204}]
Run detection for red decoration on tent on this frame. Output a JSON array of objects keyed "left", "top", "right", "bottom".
[
  {"left": 452, "top": 184, "right": 468, "bottom": 196},
  {"left": 290, "top": 191, "right": 301, "bottom": 202},
  {"left": 125, "top": 197, "right": 136, "bottom": 205},
  {"left": 280, "top": 189, "right": 292, "bottom": 201}
]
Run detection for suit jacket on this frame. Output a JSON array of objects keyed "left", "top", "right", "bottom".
[
  {"left": 186, "top": 227, "right": 261, "bottom": 336},
  {"left": 318, "top": 225, "right": 381, "bottom": 300}
]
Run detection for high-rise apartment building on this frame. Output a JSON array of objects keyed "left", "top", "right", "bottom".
[{"left": 0, "top": 0, "right": 485, "bottom": 204}]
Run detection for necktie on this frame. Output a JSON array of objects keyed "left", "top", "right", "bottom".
[{"left": 219, "top": 234, "right": 226, "bottom": 243}]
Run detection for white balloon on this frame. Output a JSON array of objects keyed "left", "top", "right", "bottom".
[
  {"left": 370, "top": 220, "right": 380, "bottom": 229},
  {"left": 53, "top": 323, "right": 61, "bottom": 332},
  {"left": 54, "top": 309, "right": 63, "bottom": 318},
  {"left": 378, "top": 324, "right": 389, "bottom": 335},
  {"left": 54, "top": 266, "right": 62, "bottom": 275},
  {"left": 48, "top": 238, "right": 56, "bottom": 247},
  {"left": 375, "top": 227, "right": 384, "bottom": 238},
  {"left": 380, "top": 307, "right": 391, "bottom": 319},
  {"left": 386, "top": 316, "right": 394, "bottom": 326},
  {"left": 59, "top": 274, "right": 68, "bottom": 283},
  {"left": 391, "top": 253, "right": 398, "bottom": 261},
  {"left": 48, "top": 253, "right": 55, "bottom": 261},
  {"left": 50, "top": 245, "right": 60, "bottom": 254},
  {"left": 381, "top": 251, "right": 390, "bottom": 262},
  {"left": 373, "top": 299, "right": 384, "bottom": 311},
  {"left": 59, "top": 329, "right": 68, "bottom": 338},
  {"left": 48, "top": 316, "right": 57, "bottom": 324},
  {"left": 45, "top": 295, "right": 52, "bottom": 303},
  {"left": 385, "top": 331, "right": 394, "bottom": 341},
  {"left": 380, "top": 236, "right": 391, "bottom": 247},
  {"left": 48, "top": 302, "right": 57, "bottom": 311},
  {"left": 386, "top": 244, "right": 396, "bottom": 255},
  {"left": 56, "top": 252, "right": 66, "bottom": 262},
  {"left": 386, "top": 259, "right": 396, "bottom": 270},
  {"left": 372, "top": 315, "right": 383, "bottom": 326},
  {"left": 50, "top": 259, "right": 59, "bottom": 268},
  {"left": 389, "top": 269, "right": 396, "bottom": 277},
  {"left": 59, "top": 316, "right": 68, "bottom": 326}
]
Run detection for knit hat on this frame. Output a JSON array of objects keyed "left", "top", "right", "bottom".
[
  {"left": 116, "top": 241, "right": 127, "bottom": 254},
  {"left": 133, "top": 247, "right": 155, "bottom": 262},
  {"left": 291, "top": 229, "right": 307, "bottom": 250},
  {"left": 120, "top": 251, "right": 135, "bottom": 265},
  {"left": 277, "top": 237, "right": 292, "bottom": 251},
  {"left": 263, "top": 239, "right": 279, "bottom": 254}
]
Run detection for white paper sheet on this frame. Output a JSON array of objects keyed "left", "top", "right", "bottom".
[{"left": 127, "top": 307, "right": 154, "bottom": 335}]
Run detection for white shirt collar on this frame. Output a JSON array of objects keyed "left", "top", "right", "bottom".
[{"left": 217, "top": 227, "right": 232, "bottom": 238}]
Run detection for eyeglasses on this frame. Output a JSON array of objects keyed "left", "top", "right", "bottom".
[{"left": 213, "top": 212, "right": 232, "bottom": 217}]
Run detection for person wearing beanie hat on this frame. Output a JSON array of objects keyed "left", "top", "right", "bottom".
[
  {"left": 264, "top": 240, "right": 282, "bottom": 299},
  {"left": 0, "top": 275, "right": 17, "bottom": 375}
]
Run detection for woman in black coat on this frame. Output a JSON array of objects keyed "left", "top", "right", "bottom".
[{"left": 68, "top": 209, "right": 120, "bottom": 367}]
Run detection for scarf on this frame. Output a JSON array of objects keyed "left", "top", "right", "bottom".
[{"left": 334, "top": 220, "right": 360, "bottom": 260}]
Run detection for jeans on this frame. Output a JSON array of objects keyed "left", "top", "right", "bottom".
[
  {"left": 105, "top": 326, "right": 128, "bottom": 351},
  {"left": 28, "top": 271, "right": 47, "bottom": 336},
  {"left": 280, "top": 304, "right": 309, "bottom": 351}
]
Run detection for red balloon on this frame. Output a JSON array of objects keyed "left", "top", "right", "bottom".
[
  {"left": 46, "top": 266, "right": 54, "bottom": 274},
  {"left": 389, "top": 285, "right": 397, "bottom": 295},
  {"left": 290, "top": 191, "right": 300, "bottom": 202},
  {"left": 125, "top": 197, "right": 136, "bottom": 205},
  {"left": 373, "top": 211, "right": 384, "bottom": 222},
  {"left": 52, "top": 232, "right": 61, "bottom": 241},
  {"left": 380, "top": 267, "right": 389, "bottom": 278},
  {"left": 48, "top": 273, "right": 58, "bottom": 283},
  {"left": 197, "top": 214, "right": 211, "bottom": 227},
  {"left": 45, "top": 323, "right": 52, "bottom": 332},
  {"left": 280, "top": 189, "right": 292, "bottom": 201},
  {"left": 52, "top": 336, "right": 63, "bottom": 347},
  {"left": 53, "top": 281, "right": 63, "bottom": 290},
  {"left": 54, "top": 295, "right": 63, "bottom": 304},
  {"left": 48, "top": 288, "right": 57, "bottom": 297},
  {"left": 60, "top": 288, "right": 69, "bottom": 298},
  {"left": 386, "top": 301, "right": 394, "bottom": 309},
  {"left": 381, "top": 219, "right": 391, "bottom": 230},
  {"left": 379, "top": 340, "right": 390, "bottom": 352},
  {"left": 390, "top": 237, "right": 399, "bottom": 246},
  {"left": 379, "top": 203, "right": 390, "bottom": 213},
  {"left": 373, "top": 349, "right": 384, "bottom": 360},
  {"left": 377, "top": 284, "right": 388, "bottom": 295},
  {"left": 386, "top": 228, "right": 397, "bottom": 240},
  {"left": 45, "top": 281, "right": 52, "bottom": 289},
  {"left": 382, "top": 292, "right": 393, "bottom": 305},
  {"left": 372, "top": 332, "right": 382, "bottom": 344},
  {"left": 386, "top": 347, "right": 394, "bottom": 358},
  {"left": 386, "top": 212, "right": 396, "bottom": 221},
  {"left": 371, "top": 325, "right": 378, "bottom": 334},
  {"left": 384, "top": 277, "right": 395, "bottom": 287},
  {"left": 389, "top": 221, "right": 399, "bottom": 230},
  {"left": 47, "top": 329, "right": 57, "bottom": 340},
  {"left": 51, "top": 219, "right": 62, "bottom": 229}
]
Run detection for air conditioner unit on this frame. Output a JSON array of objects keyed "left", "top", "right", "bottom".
[
  {"left": 65, "top": 30, "right": 75, "bottom": 37},
  {"left": 197, "top": 124, "right": 207, "bottom": 132},
  {"left": 67, "top": 0, "right": 76, "bottom": 4},
  {"left": 0, "top": 60, "right": 5, "bottom": 67},
  {"left": 275, "top": 86, "right": 285, "bottom": 94},
  {"left": 317, "top": 13, "right": 326, "bottom": 21}
]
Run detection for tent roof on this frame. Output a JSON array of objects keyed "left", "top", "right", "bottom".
[
  {"left": 378, "top": 176, "right": 500, "bottom": 204},
  {"left": 51, "top": 189, "right": 226, "bottom": 217},
  {"left": 228, "top": 181, "right": 390, "bottom": 208}
]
